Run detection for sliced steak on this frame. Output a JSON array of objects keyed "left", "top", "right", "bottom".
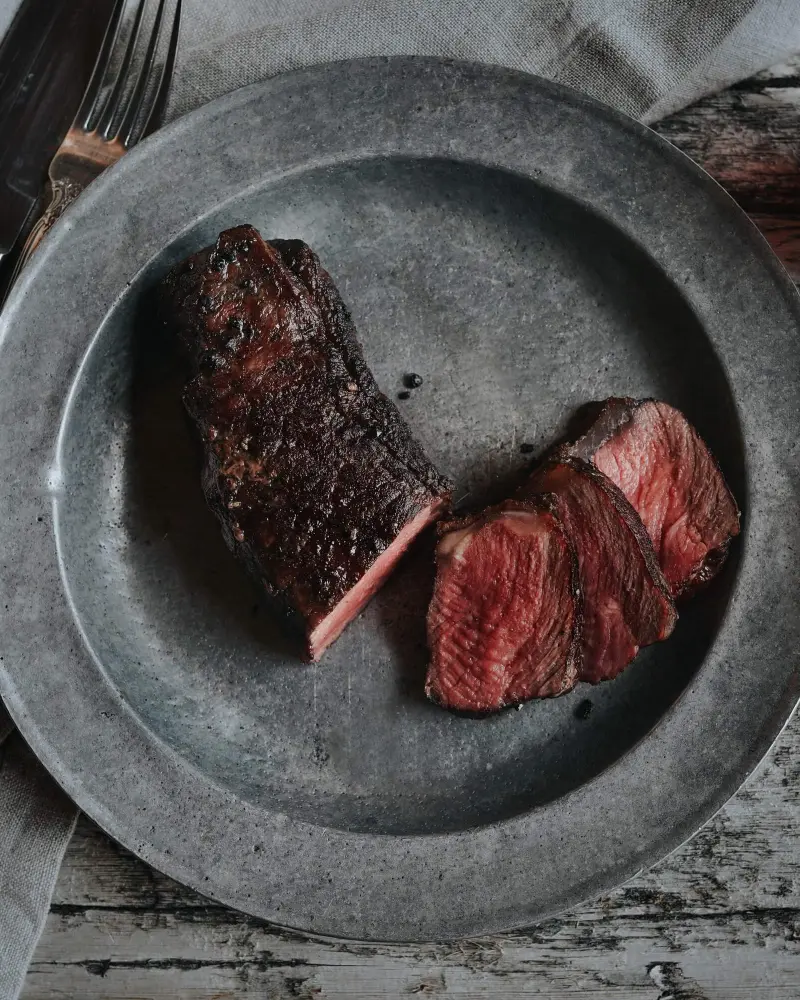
[
  {"left": 526, "top": 458, "right": 676, "bottom": 683},
  {"left": 426, "top": 499, "right": 582, "bottom": 713},
  {"left": 565, "top": 398, "right": 741, "bottom": 597},
  {"left": 162, "top": 225, "right": 452, "bottom": 660}
]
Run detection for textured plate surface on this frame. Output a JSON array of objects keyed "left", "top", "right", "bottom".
[{"left": 1, "top": 58, "right": 799, "bottom": 941}]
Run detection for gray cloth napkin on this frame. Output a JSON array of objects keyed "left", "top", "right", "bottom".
[
  {"left": 168, "top": 0, "right": 800, "bottom": 124},
  {"left": 3, "top": 1, "right": 800, "bottom": 996},
  {"left": 0, "top": 708, "right": 77, "bottom": 1000}
]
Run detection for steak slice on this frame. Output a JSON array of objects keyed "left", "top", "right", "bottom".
[
  {"left": 564, "top": 398, "right": 741, "bottom": 597},
  {"left": 526, "top": 458, "right": 676, "bottom": 683},
  {"left": 162, "top": 225, "right": 452, "bottom": 660},
  {"left": 426, "top": 499, "right": 582, "bottom": 713}
]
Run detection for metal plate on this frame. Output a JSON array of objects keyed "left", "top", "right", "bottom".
[{"left": 1, "top": 57, "right": 798, "bottom": 942}]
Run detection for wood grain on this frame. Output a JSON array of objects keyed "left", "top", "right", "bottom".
[
  {"left": 21, "top": 64, "right": 800, "bottom": 999},
  {"left": 654, "top": 58, "right": 800, "bottom": 280}
]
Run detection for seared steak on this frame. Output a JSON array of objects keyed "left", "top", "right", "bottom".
[
  {"left": 426, "top": 499, "right": 582, "bottom": 713},
  {"left": 162, "top": 225, "right": 452, "bottom": 659},
  {"left": 525, "top": 458, "right": 676, "bottom": 683},
  {"left": 564, "top": 398, "right": 741, "bottom": 597}
]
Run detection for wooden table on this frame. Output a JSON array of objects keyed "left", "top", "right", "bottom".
[{"left": 21, "top": 61, "right": 800, "bottom": 999}]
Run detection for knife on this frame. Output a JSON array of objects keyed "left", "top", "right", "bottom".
[{"left": 0, "top": 0, "right": 113, "bottom": 266}]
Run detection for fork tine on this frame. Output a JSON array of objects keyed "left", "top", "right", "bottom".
[
  {"left": 117, "top": 0, "right": 179, "bottom": 148},
  {"left": 128, "top": 0, "right": 181, "bottom": 145},
  {"left": 75, "top": 0, "right": 129, "bottom": 131},
  {"left": 96, "top": 0, "right": 149, "bottom": 140}
]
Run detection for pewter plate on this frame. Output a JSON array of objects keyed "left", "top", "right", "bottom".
[{"left": 1, "top": 58, "right": 799, "bottom": 942}]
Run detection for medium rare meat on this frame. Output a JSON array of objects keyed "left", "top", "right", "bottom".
[
  {"left": 426, "top": 499, "right": 582, "bottom": 713},
  {"left": 161, "top": 225, "right": 452, "bottom": 660},
  {"left": 564, "top": 398, "right": 740, "bottom": 597},
  {"left": 525, "top": 458, "right": 676, "bottom": 684}
]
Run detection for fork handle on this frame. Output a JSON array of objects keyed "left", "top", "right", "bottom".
[{"left": 9, "top": 177, "right": 86, "bottom": 287}]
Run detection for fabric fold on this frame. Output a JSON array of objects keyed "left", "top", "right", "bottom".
[
  {"left": 165, "top": 0, "right": 800, "bottom": 124},
  {"left": 0, "top": 733, "right": 78, "bottom": 1000}
]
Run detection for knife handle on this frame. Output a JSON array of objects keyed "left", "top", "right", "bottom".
[{"left": 8, "top": 177, "right": 85, "bottom": 288}]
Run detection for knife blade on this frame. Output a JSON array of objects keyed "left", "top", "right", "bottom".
[{"left": 0, "top": 0, "right": 113, "bottom": 262}]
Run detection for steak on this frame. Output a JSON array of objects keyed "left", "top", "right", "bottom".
[
  {"left": 425, "top": 499, "right": 582, "bottom": 713},
  {"left": 564, "top": 398, "right": 741, "bottom": 597},
  {"left": 525, "top": 458, "right": 676, "bottom": 684},
  {"left": 161, "top": 225, "right": 452, "bottom": 660}
]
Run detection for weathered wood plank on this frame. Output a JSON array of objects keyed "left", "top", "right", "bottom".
[
  {"left": 21, "top": 906, "right": 800, "bottom": 998},
  {"left": 654, "top": 62, "right": 800, "bottom": 279},
  {"left": 21, "top": 65, "right": 800, "bottom": 999},
  {"left": 22, "top": 890, "right": 800, "bottom": 998}
]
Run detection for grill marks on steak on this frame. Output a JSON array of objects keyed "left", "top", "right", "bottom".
[
  {"left": 162, "top": 225, "right": 451, "bottom": 659},
  {"left": 526, "top": 458, "right": 676, "bottom": 683},
  {"left": 425, "top": 500, "right": 582, "bottom": 713},
  {"left": 269, "top": 239, "right": 444, "bottom": 490},
  {"left": 565, "top": 398, "right": 741, "bottom": 597}
]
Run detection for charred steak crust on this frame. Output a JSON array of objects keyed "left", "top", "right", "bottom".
[
  {"left": 161, "top": 225, "right": 452, "bottom": 658},
  {"left": 526, "top": 456, "right": 676, "bottom": 684},
  {"left": 269, "top": 239, "right": 444, "bottom": 492},
  {"left": 559, "top": 398, "right": 638, "bottom": 459},
  {"left": 564, "top": 397, "right": 741, "bottom": 597},
  {"left": 425, "top": 496, "right": 583, "bottom": 714}
]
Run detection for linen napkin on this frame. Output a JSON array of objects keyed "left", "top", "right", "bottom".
[
  {"left": 168, "top": 0, "right": 800, "bottom": 124},
  {"left": 3, "top": 1, "right": 800, "bottom": 996},
  {"left": 0, "top": 709, "right": 77, "bottom": 1000}
]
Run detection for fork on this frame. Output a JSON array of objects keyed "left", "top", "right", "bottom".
[{"left": 9, "top": 0, "right": 181, "bottom": 281}]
